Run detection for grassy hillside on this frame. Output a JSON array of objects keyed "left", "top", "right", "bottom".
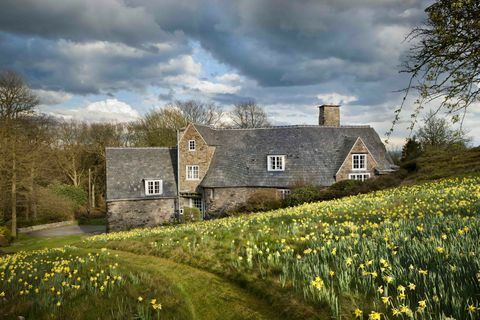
[
  {"left": 403, "top": 146, "right": 480, "bottom": 183},
  {"left": 80, "top": 175, "right": 480, "bottom": 320}
]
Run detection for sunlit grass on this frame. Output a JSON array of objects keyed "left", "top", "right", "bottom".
[
  {"left": 85, "top": 175, "right": 480, "bottom": 319},
  {"left": 0, "top": 247, "right": 174, "bottom": 319}
]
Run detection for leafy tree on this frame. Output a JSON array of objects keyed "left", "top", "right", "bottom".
[
  {"left": 230, "top": 101, "right": 270, "bottom": 128},
  {"left": 130, "top": 107, "right": 187, "bottom": 147},
  {"left": 401, "top": 136, "right": 422, "bottom": 163}
]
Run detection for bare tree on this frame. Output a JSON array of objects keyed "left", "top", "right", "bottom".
[
  {"left": 416, "top": 111, "right": 471, "bottom": 149},
  {"left": 53, "top": 121, "right": 89, "bottom": 187},
  {"left": 0, "top": 71, "right": 39, "bottom": 237},
  {"left": 230, "top": 101, "right": 270, "bottom": 128},
  {"left": 175, "top": 100, "right": 224, "bottom": 126},
  {"left": 389, "top": 0, "right": 480, "bottom": 139}
]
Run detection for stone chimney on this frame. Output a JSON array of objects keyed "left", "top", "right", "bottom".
[{"left": 318, "top": 105, "right": 340, "bottom": 127}]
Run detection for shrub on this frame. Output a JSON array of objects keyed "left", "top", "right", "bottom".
[
  {"left": 229, "top": 189, "right": 282, "bottom": 214},
  {"left": 36, "top": 187, "right": 75, "bottom": 224},
  {"left": 285, "top": 185, "right": 320, "bottom": 207},
  {"left": 51, "top": 184, "right": 88, "bottom": 210},
  {"left": 0, "top": 225, "right": 11, "bottom": 246},
  {"left": 75, "top": 207, "right": 106, "bottom": 221},
  {"left": 329, "top": 179, "right": 364, "bottom": 194},
  {"left": 183, "top": 207, "right": 202, "bottom": 223},
  {"left": 246, "top": 189, "right": 282, "bottom": 212}
]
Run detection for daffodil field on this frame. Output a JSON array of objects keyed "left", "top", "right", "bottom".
[
  {"left": 0, "top": 247, "right": 165, "bottom": 319},
  {"left": 85, "top": 176, "right": 480, "bottom": 320}
]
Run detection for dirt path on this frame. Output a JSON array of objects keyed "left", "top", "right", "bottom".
[
  {"left": 106, "top": 249, "right": 283, "bottom": 320},
  {"left": 27, "top": 224, "right": 106, "bottom": 237}
]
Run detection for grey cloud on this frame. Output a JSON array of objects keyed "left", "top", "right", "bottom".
[
  {"left": 0, "top": 0, "right": 431, "bottom": 87},
  {"left": 0, "top": 0, "right": 173, "bottom": 46},
  {"left": 0, "top": 32, "right": 191, "bottom": 94},
  {"left": 0, "top": 0, "right": 431, "bottom": 112}
]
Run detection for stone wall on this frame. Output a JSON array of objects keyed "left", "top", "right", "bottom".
[
  {"left": 204, "top": 187, "right": 278, "bottom": 214},
  {"left": 107, "top": 198, "right": 176, "bottom": 231},
  {"left": 178, "top": 124, "right": 215, "bottom": 193},
  {"left": 319, "top": 105, "right": 340, "bottom": 126},
  {"left": 336, "top": 138, "right": 376, "bottom": 181}
]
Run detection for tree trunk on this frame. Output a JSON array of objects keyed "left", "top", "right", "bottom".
[
  {"left": 11, "top": 148, "right": 17, "bottom": 238},
  {"left": 92, "top": 182, "right": 95, "bottom": 208},
  {"left": 30, "top": 166, "right": 36, "bottom": 221}
]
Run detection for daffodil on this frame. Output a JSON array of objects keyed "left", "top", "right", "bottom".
[{"left": 354, "top": 308, "right": 363, "bottom": 318}]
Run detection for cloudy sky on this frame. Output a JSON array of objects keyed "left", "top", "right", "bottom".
[{"left": 1, "top": 0, "right": 478, "bottom": 147}]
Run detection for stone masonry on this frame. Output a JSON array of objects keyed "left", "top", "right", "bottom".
[
  {"left": 335, "top": 137, "right": 377, "bottom": 181},
  {"left": 204, "top": 187, "right": 278, "bottom": 213},
  {"left": 178, "top": 124, "right": 215, "bottom": 194},
  {"left": 107, "top": 198, "right": 176, "bottom": 231},
  {"left": 318, "top": 105, "right": 340, "bottom": 127}
]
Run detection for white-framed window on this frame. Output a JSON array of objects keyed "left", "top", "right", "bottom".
[
  {"left": 267, "top": 155, "right": 285, "bottom": 171},
  {"left": 349, "top": 173, "right": 370, "bottom": 181},
  {"left": 352, "top": 154, "right": 367, "bottom": 170},
  {"left": 186, "top": 165, "right": 199, "bottom": 180},
  {"left": 278, "top": 189, "right": 291, "bottom": 200},
  {"left": 188, "top": 140, "right": 196, "bottom": 151},
  {"left": 144, "top": 179, "right": 163, "bottom": 195},
  {"left": 190, "top": 198, "right": 203, "bottom": 212}
]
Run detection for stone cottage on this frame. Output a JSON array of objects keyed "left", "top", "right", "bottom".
[{"left": 106, "top": 105, "right": 397, "bottom": 231}]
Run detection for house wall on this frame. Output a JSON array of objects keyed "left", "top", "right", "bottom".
[
  {"left": 107, "top": 198, "right": 176, "bottom": 231},
  {"left": 203, "top": 187, "right": 278, "bottom": 214},
  {"left": 336, "top": 139, "right": 377, "bottom": 181},
  {"left": 178, "top": 124, "right": 215, "bottom": 193}
]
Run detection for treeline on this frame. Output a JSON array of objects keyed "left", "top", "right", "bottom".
[{"left": 0, "top": 71, "right": 270, "bottom": 237}]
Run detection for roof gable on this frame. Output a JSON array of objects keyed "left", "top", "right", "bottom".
[{"left": 335, "top": 137, "right": 378, "bottom": 176}]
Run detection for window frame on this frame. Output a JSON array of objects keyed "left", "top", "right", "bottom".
[
  {"left": 352, "top": 154, "right": 367, "bottom": 170},
  {"left": 348, "top": 173, "right": 370, "bottom": 181},
  {"left": 144, "top": 179, "right": 163, "bottom": 196},
  {"left": 188, "top": 140, "right": 196, "bottom": 151},
  {"left": 186, "top": 165, "right": 200, "bottom": 180},
  {"left": 267, "top": 155, "right": 286, "bottom": 171},
  {"left": 278, "top": 189, "right": 291, "bottom": 200},
  {"left": 190, "top": 198, "right": 203, "bottom": 213}
]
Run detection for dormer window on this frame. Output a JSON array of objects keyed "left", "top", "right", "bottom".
[
  {"left": 352, "top": 154, "right": 366, "bottom": 170},
  {"left": 188, "top": 140, "right": 196, "bottom": 151},
  {"left": 267, "top": 155, "right": 285, "bottom": 171},
  {"left": 144, "top": 179, "right": 162, "bottom": 196}
]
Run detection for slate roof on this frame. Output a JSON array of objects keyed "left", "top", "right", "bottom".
[
  {"left": 195, "top": 125, "right": 395, "bottom": 188},
  {"left": 106, "top": 147, "right": 177, "bottom": 201}
]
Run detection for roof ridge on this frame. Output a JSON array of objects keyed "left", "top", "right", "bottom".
[{"left": 195, "top": 124, "right": 371, "bottom": 131}]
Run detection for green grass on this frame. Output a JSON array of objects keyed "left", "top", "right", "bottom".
[
  {"left": 2, "top": 233, "right": 84, "bottom": 253},
  {"left": 0, "top": 246, "right": 189, "bottom": 320},
  {"left": 0, "top": 245, "right": 283, "bottom": 320},
  {"left": 83, "top": 175, "right": 480, "bottom": 319},
  {"left": 3, "top": 174, "right": 480, "bottom": 319},
  {"left": 403, "top": 146, "right": 480, "bottom": 183},
  {"left": 77, "top": 217, "right": 107, "bottom": 225}
]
